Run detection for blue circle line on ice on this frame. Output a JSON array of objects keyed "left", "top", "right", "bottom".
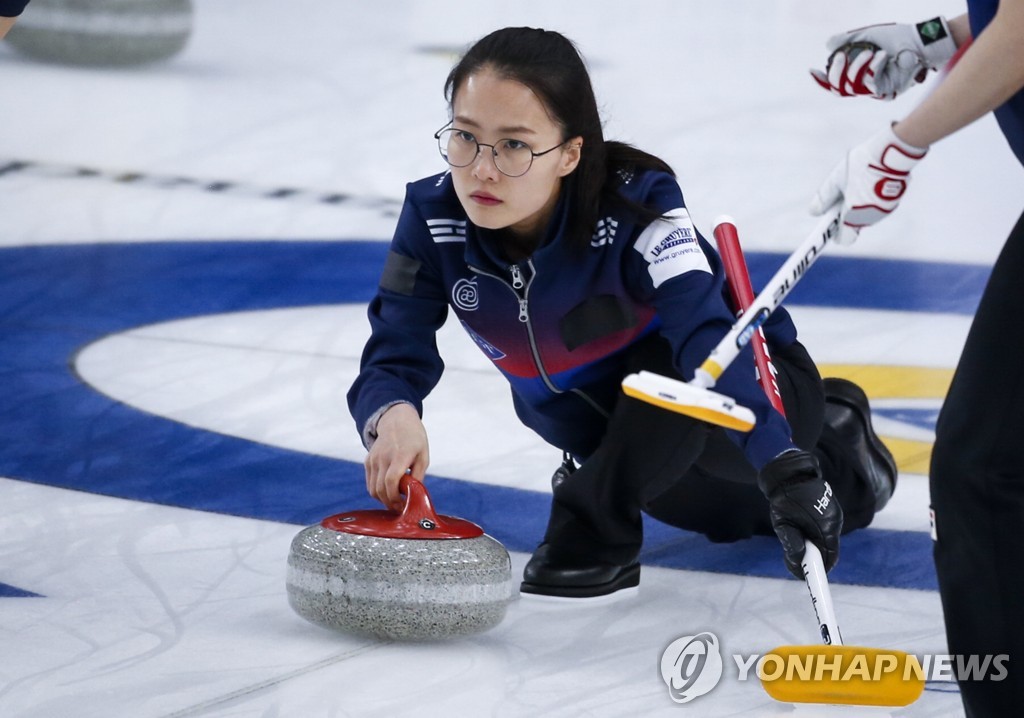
[{"left": 0, "top": 240, "right": 991, "bottom": 596}]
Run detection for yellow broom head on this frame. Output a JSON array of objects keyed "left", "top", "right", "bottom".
[
  {"left": 759, "top": 644, "right": 925, "bottom": 706},
  {"left": 621, "top": 371, "right": 756, "bottom": 432}
]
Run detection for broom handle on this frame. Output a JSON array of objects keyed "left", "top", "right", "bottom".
[
  {"left": 694, "top": 209, "right": 841, "bottom": 389},
  {"left": 802, "top": 541, "right": 844, "bottom": 646},
  {"left": 713, "top": 217, "right": 787, "bottom": 416},
  {"left": 712, "top": 218, "right": 842, "bottom": 646}
]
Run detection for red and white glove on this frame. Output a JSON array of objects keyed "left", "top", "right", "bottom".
[
  {"left": 810, "top": 17, "right": 957, "bottom": 100},
  {"left": 810, "top": 125, "right": 928, "bottom": 245}
]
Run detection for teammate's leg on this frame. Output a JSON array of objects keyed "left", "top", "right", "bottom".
[{"left": 932, "top": 209, "right": 1024, "bottom": 715}]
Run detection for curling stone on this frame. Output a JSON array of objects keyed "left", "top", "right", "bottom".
[
  {"left": 6, "top": 0, "right": 193, "bottom": 67},
  {"left": 287, "top": 477, "right": 513, "bottom": 641}
]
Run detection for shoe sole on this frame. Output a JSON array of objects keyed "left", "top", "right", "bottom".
[
  {"left": 519, "top": 563, "right": 641, "bottom": 599},
  {"left": 518, "top": 586, "right": 640, "bottom": 605}
]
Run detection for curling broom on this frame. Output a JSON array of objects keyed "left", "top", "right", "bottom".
[{"left": 713, "top": 217, "right": 924, "bottom": 707}]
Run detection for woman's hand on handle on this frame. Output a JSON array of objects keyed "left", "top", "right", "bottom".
[{"left": 364, "top": 403, "right": 430, "bottom": 510}]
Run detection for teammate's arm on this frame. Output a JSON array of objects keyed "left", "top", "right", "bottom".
[
  {"left": 810, "top": 0, "right": 1024, "bottom": 244},
  {"left": 895, "top": 0, "right": 1024, "bottom": 147},
  {"left": 0, "top": 0, "right": 29, "bottom": 40}
]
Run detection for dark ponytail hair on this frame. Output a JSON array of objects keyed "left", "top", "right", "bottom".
[{"left": 445, "top": 27, "right": 674, "bottom": 251}]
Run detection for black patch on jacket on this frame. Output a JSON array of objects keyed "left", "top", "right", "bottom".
[
  {"left": 379, "top": 251, "right": 420, "bottom": 295},
  {"left": 560, "top": 295, "right": 637, "bottom": 351}
]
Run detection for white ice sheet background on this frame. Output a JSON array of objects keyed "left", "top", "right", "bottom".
[{"left": 3, "top": 1, "right": 1023, "bottom": 716}]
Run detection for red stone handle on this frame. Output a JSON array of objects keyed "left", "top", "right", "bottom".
[{"left": 321, "top": 475, "right": 484, "bottom": 539}]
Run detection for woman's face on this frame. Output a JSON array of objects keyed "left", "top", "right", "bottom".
[{"left": 449, "top": 68, "right": 582, "bottom": 239}]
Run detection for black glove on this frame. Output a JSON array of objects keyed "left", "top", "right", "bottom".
[{"left": 757, "top": 450, "right": 843, "bottom": 578}]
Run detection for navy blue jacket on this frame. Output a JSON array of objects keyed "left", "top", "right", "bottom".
[
  {"left": 0, "top": 0, "right": 28, "bottom": 17},
  {"left": 348, "top": 169, "right": 800, "bottom": 470},
  {"left": 968, "top": 0, "right": 1024, "bottom": 165}
]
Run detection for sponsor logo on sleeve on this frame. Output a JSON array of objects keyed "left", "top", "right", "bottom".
[{"left": 633, "top": 208, "right": 711, "bottom": 287}]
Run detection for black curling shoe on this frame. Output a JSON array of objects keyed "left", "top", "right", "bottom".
[
  {"left": 823, "top": 377, "right": 898, "bottom": 512},
  {"left": 521, "top": 544, "right": 640, "bottom": 599}
]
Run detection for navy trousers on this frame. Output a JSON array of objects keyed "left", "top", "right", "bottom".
[
  {"left": 538, "top": 335, "right": 878, "bottom": 565},
  {"left": 932, "top": 208, "right": 1024, "bottom": 716}
]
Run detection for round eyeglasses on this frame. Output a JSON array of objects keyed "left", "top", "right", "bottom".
[{"left": 434, "top": 124, "right": 567, "bottom": 178}]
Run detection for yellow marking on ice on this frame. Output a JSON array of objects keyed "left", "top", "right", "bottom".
[
  {"left": 878, "top": 438, "right": 932, "bottom": 476},
  {"left": 817, "top": 364, "right": 955, "bottom": 475},
  {"left": 817, "top": 364, "right": 953, "bottom": 399}
]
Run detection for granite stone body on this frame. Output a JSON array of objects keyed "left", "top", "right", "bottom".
[
  {"left": 7, "top": 0, "right": 193, "bottom": 66},
  {"left": 287, "top": 524, "right": 514, "bottom": 640}
]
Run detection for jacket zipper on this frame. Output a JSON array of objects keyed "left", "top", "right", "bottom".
[
  {"left": 468, "top": 260, "right": 609, "bottom": 419},
  {"left": 509, "top": 264, "right": 529, "bottom": 322}
]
